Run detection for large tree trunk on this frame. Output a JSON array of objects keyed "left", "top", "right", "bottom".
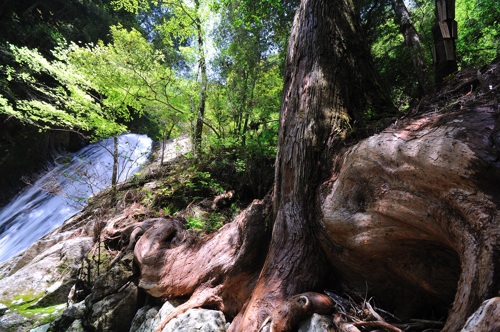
[
  {"left": 131, "top": 0, "right": 393, "bottom": 329},
  {"left": 126, "top": 0, "right": 500, "bottom": 331},
  {"left": 232, "top": 0, "right": 394, "bottom": 329}
]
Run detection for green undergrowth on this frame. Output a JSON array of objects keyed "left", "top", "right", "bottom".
[
  {"left": 186, "top": 212, "right": 224, "bottom": 235},
  {"left": 85, "top": 145, "right": 274, "bottom": 238}
]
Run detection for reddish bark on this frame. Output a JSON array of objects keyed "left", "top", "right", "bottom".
[
  {"left": 257, "top": 292, "right": 334, "bottom": 331},
  {"left": 319, "top": 106, "right": 500, "bottom": 331},
  {"left": 131, "top": 197, "right": 272, "bottom": 329}
]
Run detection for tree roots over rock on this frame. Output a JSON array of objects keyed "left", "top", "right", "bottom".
[
  {"left": 112, "top": 105, "right": 500, "bottom": 332},
  {"left": 98, "top": 7, "right": 500, "bottom": 332}
]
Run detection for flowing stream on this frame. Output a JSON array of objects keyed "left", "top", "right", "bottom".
[{"left": 0, "top": 133, "right": 152, "bottom": 263}]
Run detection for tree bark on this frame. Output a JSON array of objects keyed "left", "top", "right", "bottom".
[
  {"left": 390, "top": 0, "right": 432, "bottom": 94},
  {"left": 231, "top": 0, "right": 394, "bottom": 330},
  {"left": 319, "top": 107, "right": 500, "bottom": 332}
]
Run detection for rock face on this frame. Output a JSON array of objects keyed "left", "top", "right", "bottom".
[
  {"left": 87, "top": 281, "right": 140, "bottom": 332},
  {"left": 0, "top": 236, "right": 92, "bottom": 304},
  {"left": 47, "top": 252, "right": 144, "bottom": 332},
  {"left": 130, "top": 301, "right": 228, "bottom": 332},
  {"left": 0, "top": 212, "right": 92, "bottom": 331},
  {"left": 320, "top": 107, "right": 500, "bottom": 330}
]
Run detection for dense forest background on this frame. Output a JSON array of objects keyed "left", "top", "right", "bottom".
[
  {"left": 0, "top": 0, "right": 498, "bottom": 203},
  {"left": 1, "top": 1, "right": 500, "bottom": 331}
]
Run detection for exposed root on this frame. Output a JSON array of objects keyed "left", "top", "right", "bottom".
[
  {"left": 257, "top": 292, "right": 334, "bottom": 332},
  {"left": 132, "top": 198, "right": 272, "bottom": 325}
]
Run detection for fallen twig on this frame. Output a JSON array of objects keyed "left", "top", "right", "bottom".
[{"left": 364, "top": 300, "right": 385, "bottom": 322}]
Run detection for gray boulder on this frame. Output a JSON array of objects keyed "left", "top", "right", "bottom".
[
  {"left": 66, "top": 319, "right": 85, "bottom": 332},
  {"left": 130, "top": 301, "right": 227, "bottom": 332},
  {"left": 131, "top": 302, "right": 175, "bottom": 332},
  {"left": 0, "top": 237, "right": 92, "bottom": 304},
  {"left": 162, "top": 309, "right": 227, "bottom": 332},
  {"left": 49, "top": 301, "right": 88, "bottom": 332},
  {"left": 0, "top": 312, "right": 26, "bottom": 332},
  {"left": 83, "top": 252, "right": 141, "bottom": 332},
  {"left": 29, "top": 323, "right": 50, "bottom": 332}
]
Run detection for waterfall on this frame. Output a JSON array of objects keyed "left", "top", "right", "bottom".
[{"left": 0, "top": 133, "right": 152, "bottom": 263}]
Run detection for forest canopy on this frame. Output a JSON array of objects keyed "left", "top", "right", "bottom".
[{"left": 1, "top": 0, "right": 499, "bottom": 158}]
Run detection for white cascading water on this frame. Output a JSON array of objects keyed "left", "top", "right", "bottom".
[{"left": 0, "top": 133, "right": 152, "bottom": 263}]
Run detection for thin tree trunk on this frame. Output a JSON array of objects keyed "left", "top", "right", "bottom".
[
  {"left": 193, "top": 0, "right": 207, "bottom": 156},
  {"left": 241, "top": 79, "right": 256, "bottom": 147},
  {"left": 190, "top": 96, "right": 196, "bottom": 155},
  {"left": 111, "top": 135, "right": 118, "bottom": 187},
  {"left": 166, "top": 122, "right": 175, "bottom": 140},
  {"left": 161, "top": 126, "right": 166, "bottom": 167},
  {"left": 390, "top": 0, "right": 432, "bottom": 94},
  {"left": 160, "top": 122, "right": 175, "bottom": 166},
  {"left": 110, "top": 135, "right": 118, "bottom": 200}
]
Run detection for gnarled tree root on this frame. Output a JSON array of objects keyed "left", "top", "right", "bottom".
[
  {"left": 132, "top": 197, "right": 273, "bottom": 329},
  {"left": 257, "top": 292, "right": 334, "bottom": 332}
]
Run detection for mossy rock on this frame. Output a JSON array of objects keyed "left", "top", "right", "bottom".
[{"left": 29, "top": 279, "right": 75, "bottom": 309}]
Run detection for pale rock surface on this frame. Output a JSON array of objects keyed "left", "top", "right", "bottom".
[
  {"left": 149, "top": 135, "right": 191, "bottom": 168},
  {"left": 130, "top": 301, "right": 227, "bottom": 332},
  {"left": 0, "top": 312, "right": 25, "bottom": 332},
  {"left": 0, "top": 237, "right": 92, "bottom": 304},
  {"left": 66, "top": 319, "right": 85, "bottom": 332},
  {"left": 161, "top": 308, "right": 226, "bottom": 332},
  {"left": 0, "top": 231, "right": 75, "bottom": 279},
  {"left": 298, "top": 314, "right": 334, "bottom": 332},
  {"left": 29, "top": 323, "right": 50, "bottom": 332}
]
